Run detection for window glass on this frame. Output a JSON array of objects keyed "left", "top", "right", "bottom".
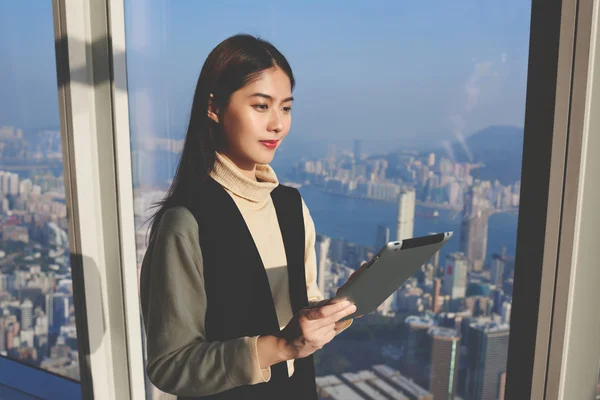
[{"left": 125, "top": 2, "right": 531, "bottom": 398}]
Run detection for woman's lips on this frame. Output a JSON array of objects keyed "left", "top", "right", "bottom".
[{"left": 260, "top": 140, "right": 279, "bottom": 149}]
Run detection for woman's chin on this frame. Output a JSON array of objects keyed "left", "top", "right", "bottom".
[{"left": 254, "top": 148, "right": 277, "bottom": 164}]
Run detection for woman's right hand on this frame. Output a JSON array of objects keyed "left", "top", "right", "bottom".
[{"left": 279, "top": 300, "right": 356, "bottom": 360}]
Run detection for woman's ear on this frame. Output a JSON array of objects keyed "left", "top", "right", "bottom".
[{"left": 207, "top": 93, "right": 220, "bottom": 124}]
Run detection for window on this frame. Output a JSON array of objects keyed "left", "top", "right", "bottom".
[
  {"left": 0, "top": 1, "right": 82, "bottom": 398},
  {"left": 125, "top": 2, "right": 531, "bottom": 399}
]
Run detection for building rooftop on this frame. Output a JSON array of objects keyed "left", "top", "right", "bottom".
[{"left": 372, "top": 364, "right": 432, "bottom": 397}]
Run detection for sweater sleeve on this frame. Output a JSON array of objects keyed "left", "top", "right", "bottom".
[
  {"left": 301, "top": 198, "right": 353, "bottom": 334},
  {"left": 140, "top": 207, "right": 269, "bottom": 397}
]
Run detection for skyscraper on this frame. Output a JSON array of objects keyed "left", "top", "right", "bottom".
[
  {"left": 353, "top": 139, "right": 363, "bottom": 162},
  {"left": 432, "top": 278, "right": 442, "bottom": 313},
  {"left": 460, "top": 186, "right": 490, "bottom": 271},
  {"left": 20, "top": 299, "right": 33, "bottom": 330},
  {"left": 499, "top": 372, "right": 507, "bottom": 400},
  {"left": 429, "top": 327, "right": 461, "bottom": 400},
  {"left": 315, "top": 234, "right": 331, "bottom": 295},
  {"left": 403, "top": 316, "right": 434, "bottom": 387},
  {"left": 428, "top": 152, "right": 436, "bottom": 167},
  {"left": 466, "top": 321, "right": 510, "bottom": 400},
  {"left": 491, "top": 254, "right": 505, "bottom": 286},
  {"left": 396, "top": 188, "right": 416, "bottom": 241},
  {"left": 442, "top": 252, "right": 468, "bottom": 300},
  {"left": 501, "top": 302, "right": 512, "bottom": 324},
  {"left": 376, "top": 224, "right": 390, "bottom": 250},
  {"left": 47, "top": 292, "right": 69, "bottom": 334}
]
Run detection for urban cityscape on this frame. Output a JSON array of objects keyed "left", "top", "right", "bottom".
[
  {"left": 2, "top": 1, "right": 599, "bottom": 399},
  {"left": 0, "top": 125, "right": 79, "bottom": 381},
  {"left": 127, "top": 133, "right": 520, "bottom": 400},
  {"left": 283, "top": 140, "right": 516, "bottom": 400},
  {"left": 0, "top": 123, "right": 597, "bottom": 399}
]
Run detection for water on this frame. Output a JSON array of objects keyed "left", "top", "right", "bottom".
[{"left": 299, "top": 185, "right": 519, "bottom": 268}]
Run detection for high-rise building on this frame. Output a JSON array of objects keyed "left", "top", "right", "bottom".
[
  {"left": 432, "top": 278, "right": 442, "bottom": 313},
  {"left": 499, "top": 372, "right": 507, "bottom": 400},
  {"left": 376, "top": 224, "right": 390, "bottom": 250},
  {"left": 442, "top": 252, "right": 469, "bottom": 300},
  {"left": 20, "top": 299, "right": 33, "bottom": 330},
  {"left": 491, "top": 254, "right": 505, "bottom": 286},
  {"left": 315, "top": 234, "right": 331, "bottom": 295},
  {"left": 47, "top": 292, "right": 69, "bottom": 334},
  {"left": 428, "top": 327, "right": 461, "bottom": 400},
  {"left": 396, "top": 189, "right": 416, "bottom": 241},
  {"left": 403, "top": 316, "right": 434, "bottom": 387},
  {"left": 466, "top": 321, "right": 510, "bottom": 400},
  {"left": 460, "top": 187, "right": 490, "bottom": 271},
  {"left": 432, "top": 251, "right": 440, "bottom": 269},
  {"left": 329, "top": 238, "right": 346, "bottom": 264},
  {"left": 353, "top": 139, "right": 363, "bottom": 162},
  {"left": 428, "top": 153, "right": 436, "bottom": 167},
  {"left": 501, "top": 302, "right": 512, "bottom": 324}
]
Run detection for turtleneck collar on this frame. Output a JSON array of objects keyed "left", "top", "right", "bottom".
[{"left": 209, "top": 151, "right": 279, "bottom": 204}]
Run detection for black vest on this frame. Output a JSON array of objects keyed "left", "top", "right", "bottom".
[{"left": 179, "top": 177, "right": 318, "bottom": 400}]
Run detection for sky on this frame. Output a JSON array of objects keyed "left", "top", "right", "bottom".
[{"left": 1, "top": 0, "right": 532, "bottom": 152}]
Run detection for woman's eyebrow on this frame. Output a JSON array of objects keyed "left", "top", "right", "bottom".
[{"left": 248, "top": 93, "right": 294, "bottom": 102}]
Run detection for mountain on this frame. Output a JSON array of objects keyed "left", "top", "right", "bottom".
[{"left": 435, "top": 125, "right": 524, "bottom": 185}]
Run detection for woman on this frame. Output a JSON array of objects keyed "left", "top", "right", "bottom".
[{"left": 139, "top": 34, "right": 356, "bottom": 399}]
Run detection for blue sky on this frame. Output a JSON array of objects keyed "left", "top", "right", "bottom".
[{"left": 1, "top": 0, "right": 531, "bottom": 151}]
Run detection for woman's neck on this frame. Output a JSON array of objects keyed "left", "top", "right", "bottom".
[{"left": 218, "top": 151, "right": 257, "bottom": 182}]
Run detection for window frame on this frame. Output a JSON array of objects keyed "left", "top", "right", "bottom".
[{"left": 49, "top": 0, "right": 600, "bottom": 398}]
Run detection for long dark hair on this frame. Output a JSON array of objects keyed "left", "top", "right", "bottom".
[{"left": 146, "top": 34, "right": 295, "bottom": 246}]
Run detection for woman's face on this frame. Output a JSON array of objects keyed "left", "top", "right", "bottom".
[{"left": 211, "top": 67, "right": 293, "bottom": 170}]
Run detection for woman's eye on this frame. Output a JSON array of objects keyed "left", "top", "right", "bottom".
[
  {"left": 283, "top": 107, "right": 292, "bottom": 113},
  {"left": 254, "top": 104, "right": 268, "bottom": 111}
]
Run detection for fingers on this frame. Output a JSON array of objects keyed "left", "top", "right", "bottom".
[
  {"left": 323, "top": 305, "right": 356, "bottom": 326},
  {"left": 306, "top": 300, "right": 353, "bottom": 320},
  {"left": 314, "top": 321, "right": 336, "bottom": 337},
  {"left": 311, "top": 324, "right": 337, "bottom": 349}
]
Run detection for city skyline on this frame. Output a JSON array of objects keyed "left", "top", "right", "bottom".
[
  {"left": 0, "top": 120, "right": 521, "bottom": 399},
  {"left": 2, "top": 1, "right": 531, "bottom": 150},
  {"left": 0, "top": 1, "right": 538, "bottom": 399}
]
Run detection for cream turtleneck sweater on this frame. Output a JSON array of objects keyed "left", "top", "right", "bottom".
[{"left": 139, "top": 151, "right": 352, "bottom": 397}]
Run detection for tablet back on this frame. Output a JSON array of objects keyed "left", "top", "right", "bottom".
[{"left": 336, "top": 232, "right": 453, "bottom": 321}]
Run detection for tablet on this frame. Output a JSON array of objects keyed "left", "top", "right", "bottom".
[{"left": 334, "top": 231, "right": 453, "bottom": 321}]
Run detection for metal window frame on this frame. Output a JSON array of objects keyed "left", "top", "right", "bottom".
[
  {"left": 50, "top": 0, "right": 600, "bottom": 398},
  {"left": 544, "top": 0, "right": 600, "bottom": 398},
  {"left": 505, "top": 0, "right": 578, "bottom": 397},
  {"left": 52, "top": 0, "right": 145, "bottom": 398}
]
